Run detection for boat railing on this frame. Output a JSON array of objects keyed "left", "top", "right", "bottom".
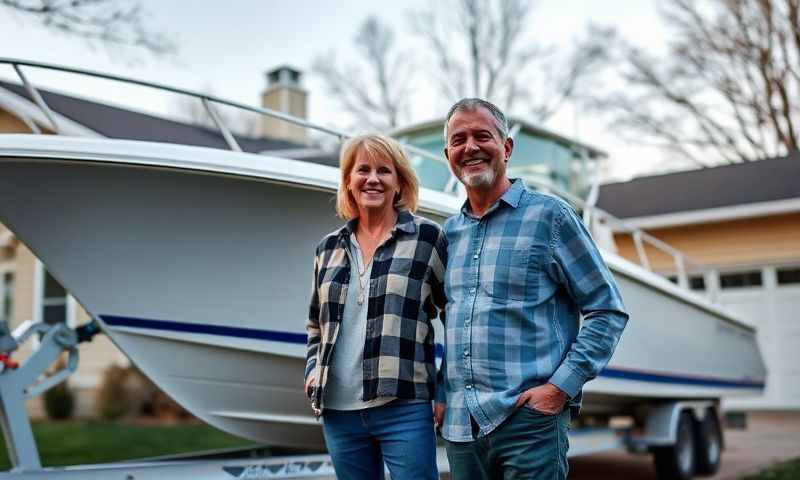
[
  {"left": 519, "top": 176, "right": 704, "bottom": 290},
  {"left": 0, "top": 57, "right": 703, "bottom": 290}
]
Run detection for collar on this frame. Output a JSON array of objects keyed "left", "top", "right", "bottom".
[
  {"left": 459, "top": 178, "right": 525, "bottom": 217},
  {"left": 339, "top": 209, "right": 416, "bottom": 239}
]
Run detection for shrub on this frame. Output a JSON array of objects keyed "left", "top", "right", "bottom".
[
  {"left": 95, "top": 364, "right": 191, "bottom": 421},
  {"left": 43, "top": 381, "right": 74, "bottom": 420},
  {"left": 127, "top": 367, "right": 191, "bottom": 421},
  {"left": 95, "top": 364, "right": 131, "bottom": 420}
]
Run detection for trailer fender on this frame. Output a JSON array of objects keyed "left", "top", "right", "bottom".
[{"left": 630, "top": 400, "right": 718, "bottom": 449}]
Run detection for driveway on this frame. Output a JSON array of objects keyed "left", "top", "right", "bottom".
[{"left": 570, "top": 412, "right": 800, "bottom": 479}]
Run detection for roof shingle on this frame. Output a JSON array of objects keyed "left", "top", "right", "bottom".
[{"left": 597, "top": 152, "right": 800, "bottom": 218}]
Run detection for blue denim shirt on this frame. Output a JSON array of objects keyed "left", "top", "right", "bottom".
[{"left": 440, "top": 179, "right": 628, "bottom": 442}]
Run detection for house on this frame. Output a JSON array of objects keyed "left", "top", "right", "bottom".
[
  {"left": 597, "top": 155, "right": 800, "bottom": 411},
  {"left": 0, "top": 65, "right": 337, "bottom": 417}
]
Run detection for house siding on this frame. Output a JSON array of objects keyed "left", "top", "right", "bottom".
[
  {"left": 613, "top": 212, "right": 800, "bottom": 272},
  {"left": 0, "top": 111, "right": 33, "bottom": 134}
]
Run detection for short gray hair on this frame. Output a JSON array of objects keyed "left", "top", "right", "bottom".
[{"left": 443, "top": 98, "right": 509, "bottom": 141}]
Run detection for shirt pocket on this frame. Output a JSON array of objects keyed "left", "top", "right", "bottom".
[
  {"left": 317, "top": 264, "right": 349, "bottom": 325},
  {"left": 318, "top": 270, "right": 343, "bottom": 301},
  {"left": 481, "top": 244, "right": 543, "bottom": 302}
]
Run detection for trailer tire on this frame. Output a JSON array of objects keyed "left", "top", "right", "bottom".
[
  {"left": 693, "top": 409, "right": 722, "bottom": 476},
  {"left": 653, "top": 411, "right": 695, "bottom": 480}
]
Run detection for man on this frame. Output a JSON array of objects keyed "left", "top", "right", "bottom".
[{"left": 433, "top": 98, "right": 628, "bottom": 479}]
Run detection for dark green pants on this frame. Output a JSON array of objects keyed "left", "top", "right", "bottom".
[{"left": 445, "top": 407, "right": 570, "bottom": 480}]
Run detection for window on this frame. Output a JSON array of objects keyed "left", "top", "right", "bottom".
[
  {"left": 0, "top": 271, "right": 12, "bottom": 324},
  {"left": 777, "top": 267, "right": 800, "bottom": 285},
  {"left": 42, "top": 271, "right": 67, "bottom": 325},
  {"left": 508, "top": 135, "right": 577, "bottom": 194},
  {"left": 720, "top": 271, "right": 762, "bottom": 289},
  {"left": 689, "top": 275, "right": 706, "bottom": 291},
  {"left": 410, "top": 154, "right": 452, "bottom": 192},
  {"left": 664, "top": 274, "right": 704, "bottom": 290},
  {"left": 404, "top": 132, "right": 453, "bottom": 192}
]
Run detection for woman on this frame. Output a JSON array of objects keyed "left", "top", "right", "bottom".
[{"left": 304, "top": 134, "right": 446, "bottom": 480}]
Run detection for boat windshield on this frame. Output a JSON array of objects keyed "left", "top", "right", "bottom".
[{"left": 397, "top": 123, "right": 600, "bottom": 200}]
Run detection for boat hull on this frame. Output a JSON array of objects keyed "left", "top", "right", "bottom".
[{"left": 0, "top": 137, "right": 766, "bottom": 447}]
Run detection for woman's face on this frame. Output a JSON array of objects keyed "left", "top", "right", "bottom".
[{"left": 347, "top": 148, "right": 400, "bottom": 216}]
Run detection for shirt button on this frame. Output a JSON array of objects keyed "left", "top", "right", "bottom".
[
  {"left": 473, "top": 254, "right": 479, "bottom": 260},
  {"left": 463, "top": 351, "right": 470, "bottom": 357},
  {"left": 465, "top": 384, "right": 472, "bottom": 390}
]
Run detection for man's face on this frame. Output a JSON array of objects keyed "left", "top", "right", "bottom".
[{"left": 444, "top": 107, "right": 512, "bottom": 190}]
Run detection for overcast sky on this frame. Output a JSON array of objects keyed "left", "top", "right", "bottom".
[{"left": 0, "top": 0, "right": 670, "bottom": 180}]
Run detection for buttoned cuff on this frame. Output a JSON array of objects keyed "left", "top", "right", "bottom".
[{"left": 548, "top": 363, "right": 587, "bottom": 399}]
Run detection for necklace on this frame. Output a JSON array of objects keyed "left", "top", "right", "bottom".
[
  {"left": 351, "top": 236, "right": 373, "bottom": 305},
  {"left": 355, "top": 258, "right": 371, "bottom": 305},
  {"left": 352, "top": 223, "right": 390, "bottom": 305}
]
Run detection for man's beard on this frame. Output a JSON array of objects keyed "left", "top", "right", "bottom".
[
  {"left": 460, "top": 165, "right": 497, "bottom": 189},
  {"left": 458, "top": 161, "right": 497, "bottom": 188}
]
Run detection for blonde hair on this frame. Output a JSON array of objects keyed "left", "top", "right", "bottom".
[{"left": 336, "top": 134, "right": 419, "bottom": 220}]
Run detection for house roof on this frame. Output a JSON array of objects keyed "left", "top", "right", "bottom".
[
  {"left": 0, "top": 80, "right": 302, "bottom": 153},
  {"left": 597, "top": 152, "right": 800, "bottom": 219}
]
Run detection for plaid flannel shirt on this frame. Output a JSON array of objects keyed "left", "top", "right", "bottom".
[
  {"left": 305, "top": 210, "right": 447, "bottom": 412},
  {"left": 441, "top": 179, "right": 628, "bottom": 441}
]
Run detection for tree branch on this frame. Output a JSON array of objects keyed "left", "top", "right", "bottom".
[
  {"left": 312, "top": 17, "right": 410, "bottom": 130},
  {"left": 591, "top": 0, "right": 798, "bottom": 166},
  {"left": 1, "top": 0, "right": 177, "bottom": 59}
]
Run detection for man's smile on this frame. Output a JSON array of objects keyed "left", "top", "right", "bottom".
[{"left": 462, "top": 156, "right": 489, "bottom": 168}]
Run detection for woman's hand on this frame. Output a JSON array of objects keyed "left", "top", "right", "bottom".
[
  {"left": 304, "top": 375, "right": 316, "bottom": 399},
  {"left": 433, "top": 402, "right": 446, "bottom": 429},
  {"left": 304, "top": 375, "right": 322, "bottom": 417}
]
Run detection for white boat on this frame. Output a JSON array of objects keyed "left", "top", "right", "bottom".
[
  {"left": 0, "top": 134, "right": 765, "bottom": 447},
  {"left": 0, "top": 58, "right": 766, "bottom": 479}
]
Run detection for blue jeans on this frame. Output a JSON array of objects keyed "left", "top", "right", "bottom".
[
  {"left": 445, "top": 406, "right": 571, "bottom": 480},
  {"left": 322, "top": 401, "right": 438, "bottom": 480}
]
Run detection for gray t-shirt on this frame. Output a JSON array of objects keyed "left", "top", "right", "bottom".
[{"left": 324, "top": 234, "right": 394, "bottom": 410}]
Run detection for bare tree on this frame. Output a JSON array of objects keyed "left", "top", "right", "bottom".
[
  {"left": 313, "top": 17, "right": 413, "bottom": 130},
  {"left": 1, "top": 0, "right": 177, "bottom": 59},
  {"left": 410, "top": 0, "right": 611, "bottom": 122},
  {"left": 594, "top": 0, "right": 800, "bottom": 167}
]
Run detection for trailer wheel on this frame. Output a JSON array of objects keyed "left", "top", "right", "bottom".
[
  {"left": 693, "top": 410, "right": 722, "bottom": 476},
  {"left": 653, "top": 411, "right": 695, "bottom": 480}
]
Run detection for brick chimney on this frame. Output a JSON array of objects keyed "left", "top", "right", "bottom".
[{"left": 261, "top": 65, "right": 308, "bottom": 144}]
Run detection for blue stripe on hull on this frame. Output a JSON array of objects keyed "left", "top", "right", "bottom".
[
  {"left": 99, "top": 314, "right": 765, "bottom": 390},
  {"left": 101, "top": 314, "right": 308, "bottom": 344},
  {"left": 599, "top": 366, "right": 764, "bottom": 389}
]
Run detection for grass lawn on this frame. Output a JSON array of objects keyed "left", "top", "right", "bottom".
[
  {"left": 743, "top": 458, "right": 800, "bottom": 480},
  {"left": 0, "top": 420, "right": 255, "bottom": 469}
]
